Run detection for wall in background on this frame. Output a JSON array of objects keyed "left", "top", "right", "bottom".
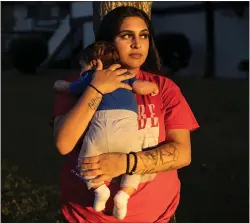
[
  {"left": 214, "top": 10, "right": 249, "bottom": 79},
  {"left": 2, "top": 2, "right": 248, "bottom": 78},
  {"left": 152, "top": 2, "right": 249, "bottom": 79},
  {"left": 152, "top": 12, "right": 206, "bottom": 77}
]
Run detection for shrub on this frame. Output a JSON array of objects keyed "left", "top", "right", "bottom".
[
  {"left": 8, "top": 35, "right": 48, "bottom": 74},
  {"left": 155, "top": 33, "right": 192, "bottom": 75}
]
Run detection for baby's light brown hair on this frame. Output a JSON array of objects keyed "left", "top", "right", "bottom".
[{"left": 80, "top": 41, "right": 120, "bottom": 69}]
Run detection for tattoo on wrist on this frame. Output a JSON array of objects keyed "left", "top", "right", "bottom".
[
  {"left": 137, "top": 144, "right": 179, "bottom": 174},
  {"left": 88, "top": 96, "right": 102, "bottom": 110}
]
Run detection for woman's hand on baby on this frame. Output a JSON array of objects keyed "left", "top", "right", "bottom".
[
  {"left": 90, "top": 59, "right": 136, "bottom": 94},
  {"left": 80, "top": 153, "right": 126, "bottom": 183}
]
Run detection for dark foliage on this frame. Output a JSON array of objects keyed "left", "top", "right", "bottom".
[
  {"left": 155, "top": 33, "right": 192, "bottom": 74},
  {"left": 8, "top": 35, "right": 48, "bottom": 74}
]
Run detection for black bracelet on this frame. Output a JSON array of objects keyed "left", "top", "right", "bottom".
[
  {"left": 126, "top": 153, "right": 130, "bottom": 174},
  {"left": 88, "top": 84, "right": 103, "bottom": 95},
  {"left": 128, "top": 152, "right": 138, "bottom": 175}
]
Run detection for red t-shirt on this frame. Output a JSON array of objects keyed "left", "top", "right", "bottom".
[{"left": 52, "top": 70, "right": 199, "bottom": 223}]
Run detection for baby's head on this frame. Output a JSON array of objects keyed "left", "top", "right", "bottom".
[{"left": 79, "top": 41, "right": 120, "bottom": 72}]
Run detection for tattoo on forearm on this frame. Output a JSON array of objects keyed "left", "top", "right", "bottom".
[
  {"left": 159, "top": 144, "right": 179, "bottom": 165},
  {"left": 143, "top": 151, "right": 158, "bottom": 166},
  {"left": 137, "top": 144, "right": 180, "bottom": 174},
  {"left": 88, "top": 96, "right": 102, "bottom": 110}
]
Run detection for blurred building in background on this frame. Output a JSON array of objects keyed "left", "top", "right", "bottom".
[{"left": 1, "top": 1, "right": 249, "bottom": 79}]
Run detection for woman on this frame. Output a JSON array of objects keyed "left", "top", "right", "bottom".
[{"left": 52, "top": 7, "right": 199, "bottom": 223}]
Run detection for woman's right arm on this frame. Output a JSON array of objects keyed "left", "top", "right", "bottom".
[
  {"left": 55, "top": 60, "right": 135, "bottom": 155},
  {"left": 55, "top": 87, "right": 103, "bottom": 155}
]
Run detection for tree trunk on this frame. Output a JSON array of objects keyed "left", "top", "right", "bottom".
[
  {"left": 204, "top": 2, "right": 215, "bottom": 78},
  {"left": 92, "top": 1, "right": 152, "bottom": 38}
]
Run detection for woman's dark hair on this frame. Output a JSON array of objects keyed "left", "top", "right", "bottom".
[{"left": 96, "top": 6, "right": 163, "bottom": 75}]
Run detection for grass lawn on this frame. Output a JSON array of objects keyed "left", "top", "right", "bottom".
[{"left": 2, "top": 69, "right": 248, "bottom": 223}]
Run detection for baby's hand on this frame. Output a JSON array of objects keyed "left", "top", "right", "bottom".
[
  {"left": 132, "top": 80, "right": 159, "bottom": 96},
  {"left": 150, "top": 87, "right": 159, "bottom": 96}
]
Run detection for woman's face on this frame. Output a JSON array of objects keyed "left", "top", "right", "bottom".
[{"left": 114, "top": 16, "right": 149, "bottom": 73}]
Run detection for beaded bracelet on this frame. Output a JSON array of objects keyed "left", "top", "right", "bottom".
[{"left": 126, "top": 152, "right": 138, "bottom": 175}]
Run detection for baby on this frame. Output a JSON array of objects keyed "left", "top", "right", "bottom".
[
  {"left": 54, "top": 41, "right": 121, "bottom": 94},
  {"left": 53, "top": 41, "right": 158, "bottom": 220}
]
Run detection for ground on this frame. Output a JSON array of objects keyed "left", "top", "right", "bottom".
[{"left": 2, "top": 69, "right": 248, "bottom": 223}]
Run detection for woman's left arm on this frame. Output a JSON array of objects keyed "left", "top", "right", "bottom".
[
  {"left": 80, "top": 129, "right": 191, "bottom": 183},
  {"left": 135, "top": 129, "right": 191, "bottom": 174}
]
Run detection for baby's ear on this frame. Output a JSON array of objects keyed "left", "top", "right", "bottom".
[
  {"left": 90, "top": 60, "right": 97, "bottom": 70},
  {"left": 90, "top": 60, "right": 93, "bottom": 66}
]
